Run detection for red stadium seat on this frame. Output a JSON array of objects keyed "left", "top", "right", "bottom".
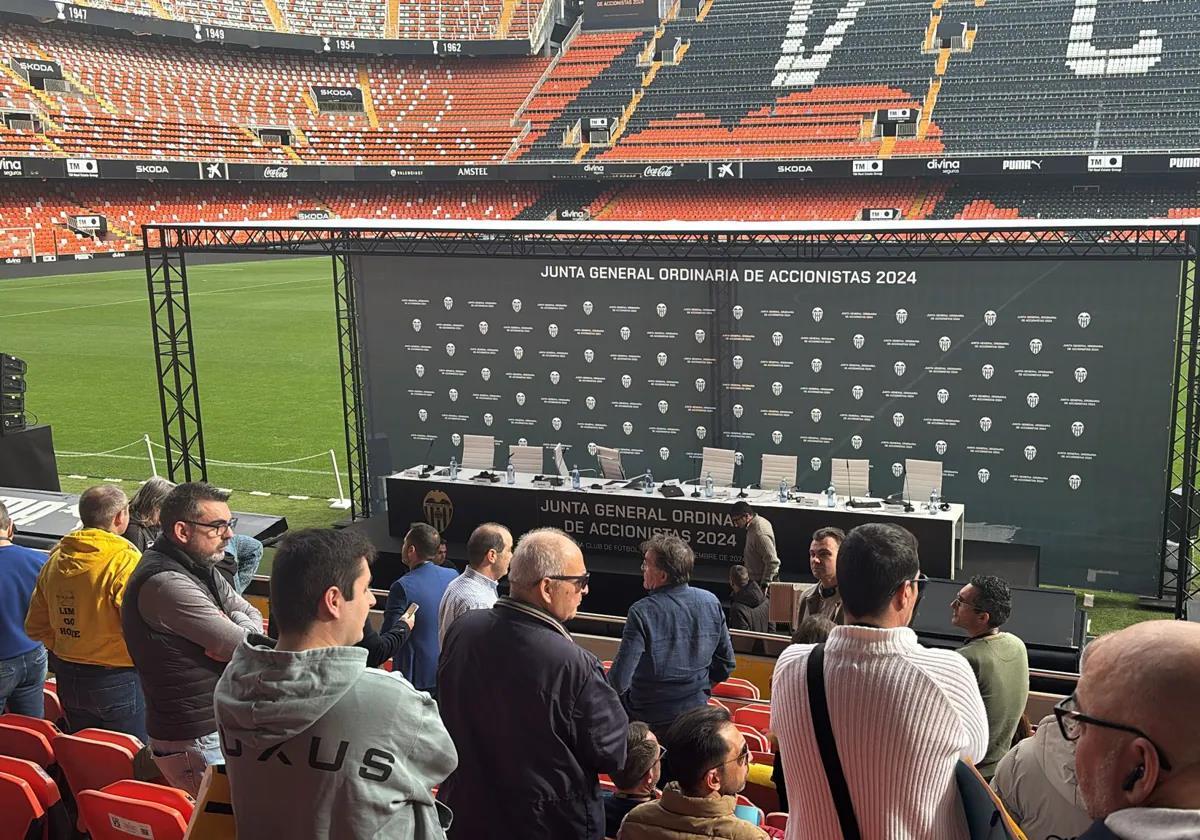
[
  {"left": 0, "top": 723, "right": 55, "bottom": 768},
  {"left": 77, "top": 785, "right": 189, "bottom": 840},
  {"left": 712, "top": 678, "right": 760, "bottom": 700},
  {"left": 749, "top": 750, "right": 775, "bottom": 767},
  {"left": 0, "top": 715, "right": 60, "bottom": 744},
  {"left": 765, "top": 812, "right": 789, "bottom": 830},
  {"left": 734, "top": 723, "right": 770, "bottom": 753},
  {"left": 707, "top": 697, "right": 729, "bottom": 712},
  {"left": 0, "top": 755, "right": 60, "bottom": 810},
  {"left": 732, "top": 704, "right": 771, "bottom": 734},
  {"left": 53, "top": 729, "right": 141, "bottom": 802},
  {"left": 598, "top": 774, "right": 617, "bottom": 793},
  {"left": 41, "top": 691, "right": 63, "bottom": 729},
  {"left": 0, "top": 770, "right": 45, "bottom": 840},
  {"left": 101, "top": 780, "right": 194, "bottom": 822}
]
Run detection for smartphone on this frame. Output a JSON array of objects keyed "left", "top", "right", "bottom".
[{"left": 401, "top": 603, "right": 420, "bottom": 621}]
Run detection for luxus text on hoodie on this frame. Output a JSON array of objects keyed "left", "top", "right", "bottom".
[{"left": 214, "top": 635, "right": 458, "bottom": 840}]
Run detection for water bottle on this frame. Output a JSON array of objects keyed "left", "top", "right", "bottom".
[
  {"left": 929, "top": 487, "right": 940, "bottom": 514},
  {"left": 825, "top": 484, "right": 836, "bottom": 508},
  {"left": 506, "top": 461, "right": 516, "bottom": 485},
  {"left": 778, "top": 478, "right": 789, "bottom": 502},
  {"left": 571, "top": 465, "right": 581, "bottom": 490},
  {"left": 643, "top": 469, "right": 654, "bottom": 495},
  {"left": 704, "top": 471, "right": 714, "bottom": 499},
  {"left": 449, "top": 456, "right": 458, "bottom": 480}
]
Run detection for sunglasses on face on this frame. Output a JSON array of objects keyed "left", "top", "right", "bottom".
[{"left": 546, "top": 573, "right": 590, "bottom": 591}]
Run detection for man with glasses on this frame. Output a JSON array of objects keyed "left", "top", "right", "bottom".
[
  {"left": 604, "top": 722, "right": 665, "bottom": 837},
  {"left": 618, "top": 705, "right": 770, "bottom": 839},
  {"left": 1061, "top": 621, "right": 1200, "bottom": 839},
  {"left": 950, "top": 575, "right": 1029, "bottom": 780},
  {"left": 771, "top": 522, "right": 988, "bottom": 839},
  {"left": 608, "top": 534, "right": 735, "bottom": 734},
  {"left": 438, "top": 527, "right": 628, "bottom": 839},
  {"left": 25, "top": 484, "right": 145, "bottom": 738},
  {"left": 122, "top": 482, "right": 262, "bottom": 796}
]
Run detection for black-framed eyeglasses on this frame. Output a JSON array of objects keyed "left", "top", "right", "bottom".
[
  {"left": 182, "top": 518, "right": 238, "bottom": 536},
  {"left": 891, "top": 571, "right": 928, "bottom": 597},
  {"left": 1054, "top": 693, "right": 1173, "bottom": 772},
  {"left": 951, "top": 596, "right": 986, "bottom": 613},
  {"left": 547, "top": 572, "right": 590, "bottom": 591},
  {"left": 708, "top": 743, "right": 750, "bottom": 772}
]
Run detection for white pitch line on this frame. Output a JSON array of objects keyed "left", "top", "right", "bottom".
[{"left": 0, "top": 276, "right": 320, "bottom": 319}]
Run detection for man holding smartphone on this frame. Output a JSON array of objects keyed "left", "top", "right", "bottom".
[{"left": 382, "top": 523, "right": 457, "bottom": 696}]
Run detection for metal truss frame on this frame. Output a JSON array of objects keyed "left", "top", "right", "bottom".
[
  {"left": 332, "top": 248, "right": 370, "bottom": 520},
  {"left": 144, "top": 227, "right": 206, "bottom": 483},
  {"left": 143, "top": 221, "right": 1200, "bottom": 615},
  {"left": 1163, "top": 230, "right": 1200, "bottom": 618}
]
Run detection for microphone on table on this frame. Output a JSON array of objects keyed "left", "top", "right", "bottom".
[
  {"left": 845, "top": 458, "right": 854, "bottom": 507},
  {"left": 418, "top": 437, "right": 438, "bottom": 477},
  {"left": 690, "top": 457, "right": 702, "bottom": 497},
  {"left": 902, "top": 468, "right": 915, "bottom": 513},
  {"left": 736, "top": 454, "right": 748, "bottom": 498}
]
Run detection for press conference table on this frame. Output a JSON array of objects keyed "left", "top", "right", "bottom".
[{"left": 386, "top": 467, "right": 965, "bottom": 581}]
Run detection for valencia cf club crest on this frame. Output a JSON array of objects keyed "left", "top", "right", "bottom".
[
  {"left": 982, "top": 364, "right": 995, "bottom": 380},
  {"left": 443, "top": 296, "right": 453, "bottom": 311},
  {"left": 1029, "top": 338, "right": 1043, "bottom": 355},
  {"left": 733, "top": 404, "right": 744, "bottom": 419},
  {"left": 853, "top": 334, "right": 865, "bottom": 350},
  {"left": 938, "top": 336, "right": 951, "bottom": 353},
  {"left": 659, "top": 446, "right": 670, "bottom": 460},
  {"left": 892, "top": 412, "right": 904, "bottom": 428},
  {"left": 656, "top": 302, "right": 667, "bottom": 318},
  {"left": 552, "top": 417, "right": 563, "bottom": 431},
  {"left": 978, "top": 468, "right": 990, "bottom": 484},
  {"left": 984, "top": 310, "right": 997, "bottom": 327},
  {"left": 696, "top": 425, "right": 707, "bottom": 440},
  {"left": 811, "top": 306, "right": 823, "bottom": 323},
  {"left": 772, "top": 430, "right": 783, "bottom": 445},
  {"left": 937, "top": 388, "right": 949, "bottom": 404},
  {"left": 423, "top": 490, "right": 453, "bottom": 531},
  {"left": 772, "top": 331, "right": 783, "bottom": 347},
  {"left": 811, "top": 358, "right": 823, "bottom": 373},
  {"left": 895, "top": 308, "right": 908, "bottom": 325},
  {"left": 1078, "top": 312, "right": 1091, "bottom": 328},
  {"left": 583, "top": 300, "right": 594, "bottom": 315},
  {"left": 585, "top": 349, "right": 595, "bottom": 363},
  {"left": 511, "top": 298, "right": 522, "bottom": 313},
  {"left": 935, "top": 440, "right": 947, "bottom": 456},
  {"left": 733, "top": 305, "right": 744, "bottom": 320},
  {"left": 412, "top": 318, "right": 422, "bottom": 332},
  {"left": 811, "top": 457, "right": 822, "bottom": 472},
  {"left": 892, "top": 462, "right": 904, "bottom": 478},
  {"left": 980, "top": 416, "right": 993, "bottom": 432},
  {"left": 851, "top": 435, "right": 863, "bottom": 450},
  {"left": 620, "top": 326, "right": 632, "bottom": 341}
]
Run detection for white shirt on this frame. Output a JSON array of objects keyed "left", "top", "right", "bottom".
[
  {"left": 772, "top": 624, "right": 989, "bottom": 840},
  {"left": 437, "top": 566, "right": 499, "bottom": 648}
]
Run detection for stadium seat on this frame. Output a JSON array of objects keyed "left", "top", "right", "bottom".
[
  {"left": 734, "top": 723, "right": 770, "bottom": 753},
  {"left": 41, "top": 692, "right": 63, "bottom": 730},
  {"left": 77, "top": 783, "right": 190, "bottom": 840},
  {"left": 732, "top": 704, "right": 771, "bottom": 734},
  {"left": 765, "top": 812, "right": 788, "bottom": 830},
  {"left": 749, "top": 750, "right": 774, "bottom": 766},
  {"left": 0, "top": 770, "right": 45, "bottom": 840},
  {"left": 706, "top": 697, "right": 729, "bottom": 712},
  {"left": 0, "top": 715, "right": 60, "bottom": 745},
  {"left": 53, "top": 729, "right": 142, "bottom": 802},
  {"left": 0, "top": 724, "right": 55, "bottom": 768},
  {"left": 712, "top": 678, "right": 760, "bottom": 700},
  {"left": 0, "top": 754, "right": 61, "bottom": 811}
]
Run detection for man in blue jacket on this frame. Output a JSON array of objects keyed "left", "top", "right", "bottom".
[
  {"left": 0, "top": 502, "right": 47, "bottom": 717},
  {"left": 608, "top": 534, "right": 736, "bottom": 734},
  {"left": 382, "top": 522, "right": 456, "bottom": 695}
]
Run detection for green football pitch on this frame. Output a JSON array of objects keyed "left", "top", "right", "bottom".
[{"left": 0, "top": 257, "right": 346, "bottom": 502}]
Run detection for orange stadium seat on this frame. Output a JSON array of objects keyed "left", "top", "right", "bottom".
[
  {"left": 77, "top": 783, "right": 191, "bottom": 840},
  {"left": 0, "top": 771, "right": 45, "bottom": 840},
  {"left": 731, "top": 704, "right": 771, "bottom": 735},
  {"left": 53, "top": 729, "right": 143, "bottom": 803},
  {"left": 0, "top": 723, "right": 55, "bottom": 769}
]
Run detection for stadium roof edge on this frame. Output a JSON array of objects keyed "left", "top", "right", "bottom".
[{"left": 166, "top": 218, "right": 1200, "bottom": 233}]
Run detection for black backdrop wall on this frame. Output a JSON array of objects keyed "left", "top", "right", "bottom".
[{"left": 356, "top": 254, "right": 1179, "bottom": 595}]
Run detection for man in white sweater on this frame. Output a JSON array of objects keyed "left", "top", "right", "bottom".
[{"left": 772, "top": 522, "right": 988, "bottom": 840}]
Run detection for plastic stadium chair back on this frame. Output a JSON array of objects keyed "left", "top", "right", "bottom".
[
  {"left": 0, "top": 723, "right": 55, "bottom": 768},
  {"left": 0, "top": 715, "right": 60, "bottom": 744},
  {"left": 713, "top": 678, "right": 761, "bottom": 700},
  {"left": 0, "top": 770, "right": 45, "bottom": 839},
  {"left": 732, "top": 704, "right": 771, "bottom": 734},
  {"left": 0, "top": 755, "right": 60, "bottom": 809},
  {"left": 77, "top": 788, "right": 188, "bottom": 840},
  {"left": 102, "top": 780, "right": 195, "bottom": 823},
  {"left": 52, "top": 730, "right": 138, "bottom": 802}
]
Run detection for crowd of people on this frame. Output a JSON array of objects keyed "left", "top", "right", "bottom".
[{"left": 0, "top": 482, "right": 1198, "bottom": 840}]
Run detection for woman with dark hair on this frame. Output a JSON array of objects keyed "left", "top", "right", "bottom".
[{"left": 122, "top": 477, "right": 174, "bottom": 551}]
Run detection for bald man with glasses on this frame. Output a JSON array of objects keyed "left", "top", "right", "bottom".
[
  {"left": 438, "top": 527, "right": 627, "bottom": 840},
  {"left": 1064, "top": 621, "right": 1200, "bottom": 839}
]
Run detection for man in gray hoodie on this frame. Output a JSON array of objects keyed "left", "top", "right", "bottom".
[{"left": 214, "top": 528, "right": 457, "bottom": 839}]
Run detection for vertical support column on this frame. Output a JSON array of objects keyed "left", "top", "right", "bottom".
[
  {"left": 332, "top": 246, "right": 371, "bottom": 519},
  {"left": 1163, "top": 228, "right": 1200, "bottom": 618},
  {"left": 144, "top": 226, "right": 206, "bottom": 483}
]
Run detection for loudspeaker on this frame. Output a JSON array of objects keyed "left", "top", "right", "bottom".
[{"left": 0, "top": 354, "right": 27, "bottom": 435}]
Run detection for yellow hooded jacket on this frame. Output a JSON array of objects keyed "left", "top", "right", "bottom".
[{"left": 25, "top": 528, "right": 141, "bottom": 668}]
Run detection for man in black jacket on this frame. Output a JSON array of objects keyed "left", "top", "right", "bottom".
[
  {"left": 120, "top": 482, "right": 262, "bottom": 796},
  {"left": 727, "top": 564, "right": 768, "bottom": 634},
  {"left": 438, "top": 527, "right": 628, "bottom": 840}
]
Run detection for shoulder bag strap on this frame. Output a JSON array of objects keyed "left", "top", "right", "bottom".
[{"left": 807, "top": 643, "right": 862, "bottom": 840}]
